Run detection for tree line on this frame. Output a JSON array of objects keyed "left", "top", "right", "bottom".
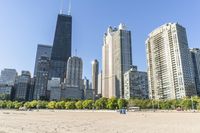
[{"left": 1, "top": 97, "right": 200, "bottom": 110}]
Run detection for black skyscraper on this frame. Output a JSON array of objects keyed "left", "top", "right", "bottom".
[{"left": 49, "top": 14, "right": 72, "bottom": 82}]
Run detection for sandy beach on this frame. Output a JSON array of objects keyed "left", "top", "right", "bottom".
[{"left": 0, "top": 110, "right": 200, "bottom": 133}]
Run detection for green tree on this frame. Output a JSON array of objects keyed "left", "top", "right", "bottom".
[
  {"left": 30, "top": 100, "right": 38, "bottom": 108},
  {"left": 24, "top": 102, "right": 31, "bottom": 109},
  {"left": 47, "top": 101, "right": 56, "bottom": 109},
  {"left": 6, "top": 101, "right": 14, "bottom": 109},
  {"left": 0, "top": 101, "right": 6, "bottom": 108},
  {"left": 75, "top": 100, "right": 83, "bottom": 109},
  {"left": 118, "top": 98, "right": 128, "bottom": 109},
  {"left": 180, "top": 97, "right": 192, "bottom": 110},
  {"left": 82, "top": 100, "right": 94, "bottom": 109},
  {"left": 37, "top": 101, "right": 48, "bottom": 109},
  {"left": 13, "top": 101, "right": 23, "bottom": 109},
  {"left": 107, "top": 97, "right": 118, "bottom": 110},
  {"left": 55, "top": 101, "right": 66, "bottom": 109},
  {"left": 95, "top": 97, "right": 108, "bottom": 109},
  {"left": 65, "top": 101, "right": 76, "bottom": 109}
]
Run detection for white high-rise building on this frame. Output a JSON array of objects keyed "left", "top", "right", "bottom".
[
  {"left": 146, "top": 23, "right": 196, "bottom": 99},
  {"left": 190, "top": 48, "right": 200, "bottom": 96},
  {"left": 102, "top": 23, "right": 132, "bottom": 98}
]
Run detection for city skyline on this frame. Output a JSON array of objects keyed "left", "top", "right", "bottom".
[{"left": 0, "top": 0, "right": 200, "bottom": 80}]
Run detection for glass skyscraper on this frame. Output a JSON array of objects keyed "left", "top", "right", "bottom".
[{"left": 49, "top": 14, "right": 72, "bottom": 82}]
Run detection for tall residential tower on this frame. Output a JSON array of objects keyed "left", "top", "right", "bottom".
[{"left": 146, "top": 23, "right": 196, "bottom": 99}]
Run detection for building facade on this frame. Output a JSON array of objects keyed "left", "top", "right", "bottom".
[
  {"left": 190, "top": 48, "right": 200, "bottom": 96},
  {"left": 34, "top": 56, "right": 50, "bottom": 100},
  {"left": 146, "top": 23, "right": 196, "bottom": 99},
  {"left": 49, "top": 14, "right": 72, "bottom": 82},
  {"left": 34, "top": 44, "right": 52, "bottom": 76},
  {"left": 124, "top": 67, "right": 148, "bottom": 99},
  {"left": 102, "top": 23, "right": 132, "bottom": 98},
  {"left": 15, "top": 71, "right": 31, "bottom": 101},
  {"left": 91, "top": 60, "right": 99, "bottom": 96}
]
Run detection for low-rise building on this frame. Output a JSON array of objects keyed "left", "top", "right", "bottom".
[
  {"left": 48, "top": 78, "right": 61, "bottom": 100},
  {"left": 61, "top": 85, "right": 83, "bottom": 100},
  {"left": 15, "top": 71, "right": 31, "bottom": 101},
  {"left": 124, "top": 67, "right": 148, "bottom": 99}
]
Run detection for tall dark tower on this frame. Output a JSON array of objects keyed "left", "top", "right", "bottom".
[{"left": 49, "top": 13, "right": 72, "bottom": 82}]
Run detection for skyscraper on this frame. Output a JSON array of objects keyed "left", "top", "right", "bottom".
[
  {"left": 65, "top": 56, "right": 83, "bottom": 87},
  {"left": 102, "top": 23, "right": 132, "bottom": 98},
  {"left": 34, "top": 56, "right": 50, "bottom": 100},
  {"left": 146, "top": 23, "right": 196, "bottom": 99},
  {"left": 190, "top": 48, "right": 200, "bottom": 96},
  {"left": 49, "top": 13, "right": 72, "bottom": 82},
  {"left": 34, "top": 44, "right": 52, "bottom": 76},
  {"left": 91, "top": 59, "right": 99, "bottom": 96}
]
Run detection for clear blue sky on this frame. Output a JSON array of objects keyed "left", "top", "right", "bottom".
[{"left": 0, "top": 0, "right": 200, "bottom": 80}]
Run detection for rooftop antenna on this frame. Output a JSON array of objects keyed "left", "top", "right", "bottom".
[
  {"left": 75, "top": 49, "right": 77, "bottom": 56},
  {"left": 59, "top": 0, "right": 64, "bottom": 14},
  {"left": 68, "top": 0, "right": 71, "bottom": 15}
]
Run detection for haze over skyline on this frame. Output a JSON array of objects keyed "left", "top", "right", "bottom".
[{"left": 0, "top": 0, "right": 200, "bottom": 80}]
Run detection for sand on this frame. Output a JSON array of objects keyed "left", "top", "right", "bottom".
[{"left": 0, "top": 110, "right": 200, "bottom": 133}]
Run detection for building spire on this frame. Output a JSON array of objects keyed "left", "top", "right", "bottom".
[
  {"left": 59, "top": 0, "right": 64, "bottom": 14},
  {"left": 68, "top": 0, "right": 71, "bottom": 15}
]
